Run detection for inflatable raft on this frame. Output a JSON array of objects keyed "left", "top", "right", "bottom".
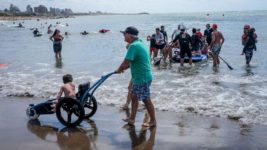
[{"left": 172, "top": 48, "right": 208, "bottom": 63}]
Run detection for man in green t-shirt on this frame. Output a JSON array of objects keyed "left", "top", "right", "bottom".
[{"left": 116, "top": 26, "right": 156, "bottom": 127}]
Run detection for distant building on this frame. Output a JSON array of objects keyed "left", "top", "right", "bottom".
[
  {"left": 49, "top": 7, "right": 61, "bottom": 15},
  {"left": 9, "top": 4, "right": 20, "bottom": 13},
  {"left": 26, "top": 5, "right": 33, "bottom": 14},
  {"left": 49, "top": 7, "right": 73, "bottom": 15},
  {"left": 34, "top": 5, "right": 48, "bottom": 14},
  {"left": 64, "top": 8, "right": 73, "bottom": 15}
]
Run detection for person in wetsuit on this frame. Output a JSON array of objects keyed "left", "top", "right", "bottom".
[
  {"left": 160, "top": 25, "right": 168, "bottom": 44},
  {"left": 204, "top": 24, "right": 213, "bottom": 46},
  {"left": 33, "top": 28, "right": 39, "bottom": 35},
  {"left": 191, "top": 28, "right": 203, "bottom": 54},
  {"left": 172, "top": 27, "right": 192, "bottom": 66}
]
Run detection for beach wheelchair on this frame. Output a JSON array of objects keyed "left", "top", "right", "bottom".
[{"left": 26, "top": 72, "right": 116, "bottom": 127}]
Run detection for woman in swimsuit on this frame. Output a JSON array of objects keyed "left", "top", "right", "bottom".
[{"left": 50, "top": 29, "right": 64, "bottom": 59}]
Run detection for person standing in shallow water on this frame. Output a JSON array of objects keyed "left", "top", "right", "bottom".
[
  {"left": 116, "top": 26, "right": 156, "bottom": 127},
  {"left": 172, "top": 26, "right": 192, "bottom": 66},
  {"left": 241, "top": 25, "right": 257, "bottom": 66},
  {"left": 50, "top": 29, "right": 64, "bottom": 59},
  {"left": 204, "top": 24, "right": 213, "bottom": 46},
  {"left": 210, "top": 24, "right": 224, "bottom": 67}
]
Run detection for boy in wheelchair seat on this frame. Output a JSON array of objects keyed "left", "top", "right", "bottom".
[{"left": 52, "top": 74, "right": 76, "bottom": 111}]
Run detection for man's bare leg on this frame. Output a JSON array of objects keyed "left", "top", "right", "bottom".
[
  {"left": 189, "top": 58, "right": 192, "bottom": 65},
  {"left": 212, "top": 54, "right": 217, "bottom": 67},
  {"left": 153, "top": 49, "right": 159, "bottom": 61},
  {"left": 142, "top": 98, "right": 156, "bottom": 127},
  {"left": 180, "top": 58, "right": 184, "bottom": 66},
  {"left": 123, "top": 94, "right": 138, "bottom": 125}
]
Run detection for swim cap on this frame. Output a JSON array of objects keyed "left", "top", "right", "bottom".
[{"left": 212, "top": 24, "right": 218, "bottom": 29}]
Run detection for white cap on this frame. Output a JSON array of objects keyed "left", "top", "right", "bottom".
[{"left": 180, "top": 25, "right": 186, "bottom": 31}]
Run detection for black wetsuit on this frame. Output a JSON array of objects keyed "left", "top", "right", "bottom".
[
  {"left": 33, "top": 30, "right": 39, "bottom": 35},
  {"left": 150, "top": 37, "right": 157, "bottom": 48},
  {"left": 160, "top": 30, "right": 168, "bottom": 44},
  {"left": 173, "top": 33, "right": 192, "bottom": 58},
  {"left": 191, "top": 34, "right": 203, "bottom": 51},
  {"left": 204, "top": 28, "right": 213, "bottom": 45}
]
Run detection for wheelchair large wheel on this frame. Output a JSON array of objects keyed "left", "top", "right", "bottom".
[
  {"left": 56, "top": 98, "right": 84, "bottom": 127},
  {"left": 84, "top": 96, "right": 97, "bottom": 119}
]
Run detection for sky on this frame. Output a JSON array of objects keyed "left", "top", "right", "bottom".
[{"left": 0, "top": 0, "right": 267, "bottom": 13}]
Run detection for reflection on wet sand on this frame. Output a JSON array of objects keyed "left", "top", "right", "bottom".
[
  {"left": 240, "top": 124, "right": 252, "bottom": 136},
  {"left": 124, "top": 125, "right": 156, "bottom": 150},
  {"left": 27, "top": 119, "right": 98, "bottom": 150},
  {"left": 123, "top": 112, "right": 157, "bottom": 150}
]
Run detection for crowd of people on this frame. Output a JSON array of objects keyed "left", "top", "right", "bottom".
[
  {"left": 116, "top": 24, "right": 258, "bottom": 128},
  {"left": 21, "top": 20, "right": 258, "bottom": 128},
  {"left": 25, "top": 19, "right": 257, "bottom": 68},
  {"left": 147, "top": 23, "right": 257, "bottom": 67}
]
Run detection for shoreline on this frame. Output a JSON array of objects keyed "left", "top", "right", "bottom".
[
  {"left": 0, "top": 15, "right": 74, "bottom": 21},
  {"left": 0, "top": 97, "right": 267, "bottom": 149},
  {"left": 0, "top": 13, "right": 149, "bottom": 21}
]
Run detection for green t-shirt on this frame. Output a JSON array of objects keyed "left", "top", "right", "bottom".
[{"left": 125, "top": 39, "right": 153, "bottom": 85}]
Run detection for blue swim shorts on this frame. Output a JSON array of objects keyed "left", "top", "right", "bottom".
[
  {"left": 211, "top": 44, "right": 221, "bottom": 56},
  {"left": 131, "top": 81, "right": 152, "bottom": 101}
]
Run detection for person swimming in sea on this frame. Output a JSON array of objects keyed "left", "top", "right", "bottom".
[{"left": 81, "top": 31, "right": 89, "bottom": 35}]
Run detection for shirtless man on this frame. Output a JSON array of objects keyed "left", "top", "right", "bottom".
[{"left": 210, "top": 24, "right": 224, "bottom": 67}]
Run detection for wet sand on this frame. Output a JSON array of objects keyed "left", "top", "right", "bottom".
[{"left": 0, "top": 97, "right": 267, "bottom": 150}]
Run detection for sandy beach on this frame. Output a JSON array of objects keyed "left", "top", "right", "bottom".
[{"left": 0, "top": 97, "right": 266, "bottom": 150}]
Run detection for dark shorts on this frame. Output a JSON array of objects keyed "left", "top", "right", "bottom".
[
  {"left": 53, "top": 42, "right": 62, "bottom": 53},
  {"left": 207, "top": 39, "right": 212, "bottom": 46},
  {"left": 180, "top": 48, "right": 192, "bottom": 58},
  {"left": 191, "top": 45, "right": 200, "bottom": 52},
  {"left": 244, "top": 48, "right": 254, "bottom": 62},
  {"left": 131, "top": 81, "right": 152, "bottom": 101},
  {"left": 155, "top": 44, "right": 165, "bottom": 49}
]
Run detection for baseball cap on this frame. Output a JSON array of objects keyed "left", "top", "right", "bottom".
[
  {"left": 180, "top": 26, "right": 186, "bottom": 31},
  {"left": 120, "top": 26, "right": 139, "bottom": 37}
]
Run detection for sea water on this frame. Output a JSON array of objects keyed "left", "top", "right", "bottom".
[{"left": 0, "top": 10, "right": 267, "bottom": 125}]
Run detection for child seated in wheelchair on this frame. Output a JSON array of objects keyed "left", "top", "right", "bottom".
[{"left": 52, "top": 74, "right": 76, "bottom": 111}]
